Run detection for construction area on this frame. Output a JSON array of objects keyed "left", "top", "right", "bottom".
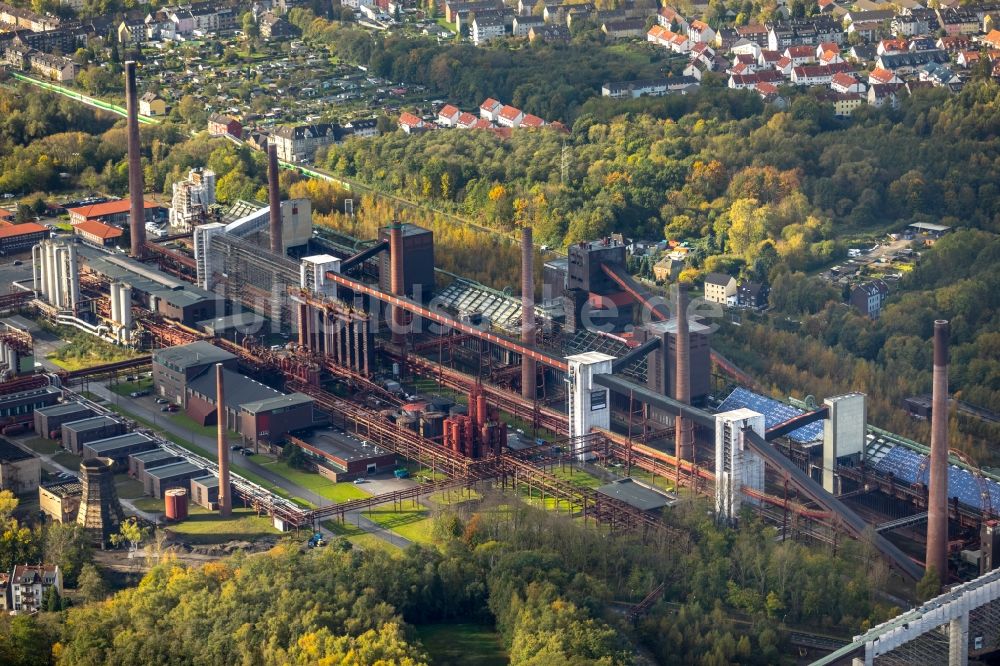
[{"left": 1, "top": 60, "right": 998, "bottom": 666}]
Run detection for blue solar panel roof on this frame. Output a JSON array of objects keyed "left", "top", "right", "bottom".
[
  {"left": 716, "top": 387, "right": 824, "bottom": 443},
  {"left": 872, "top": 445, "right": 1000, "bottom": 512}
]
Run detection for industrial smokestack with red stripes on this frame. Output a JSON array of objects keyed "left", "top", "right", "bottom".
[
  {"left": 216, "top": 363, "right": 232, "bottom": 518},
  {"left": 675, "top": 286, "right": 693, "bottom": 462},
  {"left": 268, "top": 140, "right": 282, "bottom": 255},
  {"left": 125, "top": 61, "right": 146, "bottom": 259},
  {"left": 925, "top": 319, "right": 950, "bottom": 587},
  {"left": 521, "top": 227, "right": 536, "bottom": 401}
]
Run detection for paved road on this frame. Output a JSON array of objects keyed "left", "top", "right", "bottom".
[{"left": 85, "top": 382, "right": 413, "bottom": 549}]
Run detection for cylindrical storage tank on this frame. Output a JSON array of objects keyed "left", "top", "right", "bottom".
[
  {"left": 450, "top": 420, "right": 462, "bottom": 453},
  {"left": 463, "top": 418, "right": 475, "bottom": 457},
  {"left": 119, "top": 284, "right": 133, "bottom": 330},
  {"left": 68, "top": 243, "right": 80, "bottom": 310},
  {"left": 164, "top": 488, "right": 189, "bottom": 521},
  {"left": 109, "top": 283, "right": 120, "bottom": 325},
  {"left": 420, "top": 411, "right": 445, "bottom": 440},
  {"left": 401, "top": 401, "right": 428, "bottom": 415},
  {"left": 476, "top": 394, "right": 488, "bottom": 427},
  {"left": 397, "top": 414, "right": 418, "bottom": 432},
  {"left": 429, "top": 397, "right": 453, "bottom": 413}
]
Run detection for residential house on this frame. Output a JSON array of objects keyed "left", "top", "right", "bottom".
[
  {"left": 398, "top": 111, "right": 425, "bottom": 133},
  {"left": 791, "top": 64, "right": 838, "bottom": 85},
  {"left": 893, "top": 8, "right": 940, "bottom": 36},
  {"left": 736, "top": 23, "right": 770, "bottom": 47},
  {"left": 919, "top": 61, "right": 960, "bottom": 86},
  {"left": 936, "top": 7, "right": 980, "bottom": 35},
  {"left": 345, "top": 118, "right": 378, "bottom": 138},
  {"left": 260, "top": 12, "right": 299, "bottom": 40},
  {"left": 472, "top": 14, "right": 505, "bottom": 45},
  {"left": 850, "top": 279, "right": 889, "bottom": 318},
  {"left": 877, "top": 37, "right": 909, "bottom": 55},
  {"left": 657, "top": 4, "right": 687, "bottom": 31},
  {"left": 455, "top": 111, "right": 478, "bottom": 128},
  {"left": 728, "top": 69, "right": 784, "bottom": 89},
  {"left": 819, "top": 48, "right": 843, "bottom": 65},
  {"left": 869, "top": 67, "right": 902, "bottom": 85},
  {"left": 496, "top": 104, "right": 524, "bottom": 128},
  {"left": 937, "top": 35, "right": 972, "bottom": 51},
  {"left": 688, "top": 19, "right": 715, "bottom": 43},
  {"left": 528, "top": 24, "right": 570, "bottom": 43},
  {"left": 512, "top": 15, "right": 543, "bottom": 37},
  {"left": 983, "top": 29, "right": 1000, "bottom": 49},
  {"left": 766, "top": 17, "right": 844, "bottom": 51},
  {"left": 652, "top": 256, "right": 684, "bottom": 282},
  {"left": 602, "top": 19, "right": 645, "bottom": 39},
  {"left": 437, "top": 104, "right": 461, "bottom": 126},
  {"left": 704, "top": 273, "right": 737, "bottom": 306},
  {"left": 737, "top": 281, "right": 769, "bottom": 309},
  {"left": 876, "top": 49, "right": 949, "bottom": 74},
  {"left": 9, "top": 565, "right": 61, "bottom": 613},
  {"left": 26, "top": 52, "right": 78, "bottom": 82},
  {"left": 784, "top": 45, "right": 817, "bottom": 65},
  {"left": 520, "top": 113, "right": 546, "bottom": 128},
  {"left": 847, "top": 44, "right": 877, "bottom": 62},
  {"left": 602, "top": 77, "right": 698, "bottom": 97},
  {"left": 271, "top": 123, "right": 346, "bottom": 162},
  {"left": 831, "top": 71, "right": 865, "bottom": 93},
  {"left": 207, "top": 114, "right": 242, "bottom": 138},
  {"left": 139, "top": 92, "right": 167, "bottom": 116},
  {"left": 818, "top": 90, "right": 865, "bottom": 116},
  {"left": 868, "top": 82, "right": 904, "bottom": 108},
  {"left": 844, "top": 8, "right": 896, "bottom": 26},
  {"left": 479, "top": 98, "right": 502, "bottom": 121}
]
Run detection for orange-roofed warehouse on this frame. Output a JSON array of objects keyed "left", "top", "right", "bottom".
[
  {"left": 0, "top": 222, "right": 48, "bottom": 255},
  {"left": 66, "top": 199, "right": 161, "bottom": 227}
]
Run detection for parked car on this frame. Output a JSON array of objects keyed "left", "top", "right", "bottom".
[
  {"left": 166, "top": 405, "right": 179, "bottom": 412},
  {"left": 155, "top": 398, "right": 168, "bottom": 404},
  {"left": 129, "top": 390, "right": 149, "bottom": 398},
  {"left": 230, "top": 444, "right": 242, "bottom": 451},
  {"left": 353, "top": 477, "right": 366, "bottom": 484},
  {"left": 240, "top": 448, "right": 252, "bottom": 456}
]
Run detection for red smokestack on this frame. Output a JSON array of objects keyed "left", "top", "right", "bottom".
[
  {"left": 521, "top": 227, "right": 536, "bottom": 400},
  {"left": 216, "top": 363, "right": 232, "bottom": 518},
  {"left": 125, "top": 61, "right": 146, "bottom": 259},
  {"left": 925, "top": 319, "right": 950, "bottom": 586},
  {"left": 268, "top": 140, "right": 282, "bottom": 255},
  {"left": 389, "top": 223, "right": 405, "bottom": 345},
  {"left": 675, "top": 286, "right": 693, "bottom": 462}
]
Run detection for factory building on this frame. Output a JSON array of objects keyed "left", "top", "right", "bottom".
[
  {"left": 0, "top": 386, "right": 61, "bottom": 422},
  {"left": 189, "top": 475, "right": 222, "bottom": 509},
  {"left": 38, "top": 480, "right": 81, "bottom": 523},
  {"left": 61, "top": 416, "right": 126, "bottom": 455},
  {"left": 0, "top": 222, "right": 47, "bottom": 255},
  {"left": 169, "top": 167, "right": 216, "bottom": 231},
  {"left": 643, "top": 317, "right": 712, "bottom": 408},
  {"left": 81, "top": 433, "right": 157, "bottom": 470},
  {"left": 128, "top": 448, "right": 181, "bottom": 477},
  {"left": 152, "top": 341, "right": 237, "bottom": 405},
  {"left": 66, "top": 199, "right": 161, "bottom": 227},
  {"left": 33, "top": 403, "right": 93, "bottom": 439},
  {"left": 377, "top": 224, "right": 435, "bottom": 300},
  {"left": 142, "top": 461, "right": 204, "bottom": 499},
  {"left": 292, "top": 432, "right": 397, "bottom": 482},
  {"left": 196, "top": 312, "right": 267, "bottom": 338},
  {"left": 184, "top": 365, "right": 315, "bottom": 446},
  {"left": 0, "top": 438, "right": 40, "bottom": 495},
  {"left": 79, "top": 248, "right": 223, "bottom": 327},
  {"left": 239, "top": 393, "right": 315, "bottom": 447}
]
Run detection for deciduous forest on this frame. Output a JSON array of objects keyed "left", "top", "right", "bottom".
[{"left": 1, "top": 495, "right": 900, "bottom": 666}]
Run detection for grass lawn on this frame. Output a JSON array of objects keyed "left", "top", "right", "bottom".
[
  {"left": 260, "top": 460, "right": 370, "bottom": 503},
  {"left": 167, "top": 506, "right": 280, "bottom": 544},
  {"left": 427, "top": 488, "right": 482, "bottom": 507},
  {"left": 435, "top": 16, "right": 457, "bottom": 33},
  {"left": 109, "top": 378, "right": 153, "bottom": 397},
  {"left": 22, "top": 437, "right": 60, "bottom": 455},
  {"left": 52, "top": 451, "right": 82, "bottom": 470},
  {"left": 549, "top": 465, "right": 604, "bottom": 489},
  {"left": 131, "top": 496, "right": 164, "bottom": 513},
  {"left": 403, "top": 463, "right": 449, "bottom": 482},
  {"left": 115, "top": 474, "right": 145, "bottom": 500},
  {"left": 364, "top": 505, "right": 434, "bottom": 545},
  {"left": 416, "top": 624, "right": 507, "bottom": 666}
]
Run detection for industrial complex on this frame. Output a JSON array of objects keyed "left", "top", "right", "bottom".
[{"left": 0, "top": 60, "right": 995, "bottom": 664}]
